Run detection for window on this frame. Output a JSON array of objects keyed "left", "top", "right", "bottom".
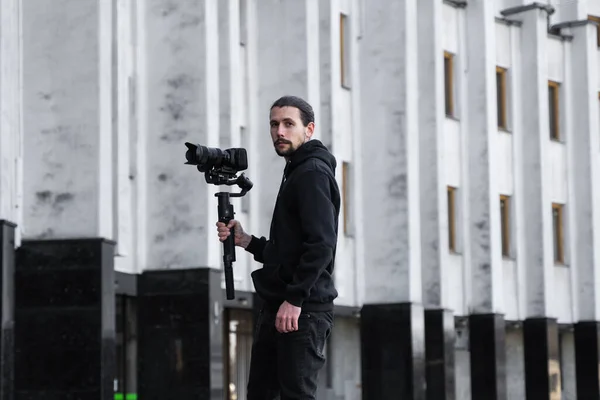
[
  {"left": 496, "top": 67, "right": 508, "bottom": 130},
  {"left": 552, "top": 203, "right": 564, "bottom": 264},
  {"left": 225, "top": 309, "right": 253, "bottom": 400},
  {"left": 548, "top": 81, "right": 560, "bottom": 141},
  {"left": 588, "top": 15, "right": 600, "bottom": 47},
  {"left": 500, "top": 195, "right": 510, "bottom": 257},
  {"left": 340, "top": 13, "right": 351, "bottom": 88},
  {"left": 447, "top": 186, "right": 456, "bottom": 252},
  {"left": 444, "top": 52, "right": 454, "bottom": 117},
  {"left": 342, "top": 161, "right": 352, "bottom": 236}
]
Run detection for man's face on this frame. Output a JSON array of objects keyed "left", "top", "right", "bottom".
[{"left": 269, "top": 106, "right": 314, "bottom": 157}]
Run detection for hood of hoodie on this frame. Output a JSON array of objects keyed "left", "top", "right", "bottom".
[{"left": 284, "top": 139, "right": 337, "bottom": 177}]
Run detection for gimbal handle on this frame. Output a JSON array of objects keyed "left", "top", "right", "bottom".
[
  {"left": 217, "top": 192, "right": 236, "bottom": 300},
  {"left": 210, "top": 171, "right": 252, "bottom": 300}
]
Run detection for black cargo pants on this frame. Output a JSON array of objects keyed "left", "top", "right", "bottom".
[{"left": 246, "top": 307, "right": 333, "bottom": 399}]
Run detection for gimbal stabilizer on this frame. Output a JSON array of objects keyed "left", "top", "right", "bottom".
[{"left": 184, "top": 142, "right": 253, "bottom": 300}]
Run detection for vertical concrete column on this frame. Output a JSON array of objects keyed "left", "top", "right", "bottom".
[
  {"left": 254, "top": 0, "right": 321, "bottom": 236},
  {"left": 317, "top": 0, "right": 365, "bottom": 307},
  {"left": 137, "top": 268, "right": 224, "bottom": 399},
  {"left": 15, "top": 238, "right": 116, "bottom": 399},
  {"left": 0, "top": 0, "right": 23, "bottom": 240},
  {"left": 243, "top": 0, "right": 263, "bottom": 278},
  {"left": 523, "top": 318, "right": 561, "bottom": 399},
  {"left": 139, "top": 0, "right": 221, "bottom": 272},
  {"left": 502, "top": 3, "right": 560, "bottom": 399},
  {"left": 135, "top": 1, "right": 225, "bottom": 397},
  {"left": 417, "top": 0, "right": 455, "bottom": 398},
  {"left": 0, "top": 221, "right": 15, "bottom": 400},
  {"left": 359, "top": 1, "right": 425, "bottom": 398},
  {"left": 216, "top": 0, "right": 260, "bottom": 292},
  {"left": 558, "top": 18, "right": 600, "bottom": 400},
  {"left": 0, "top": 2, "right": 21, "bottom": 395},
  {"left": 22, "top": 0, "right": 115, "bottom": 241},
  {"left": 19, "top": 1, "right": 117, "bottom": 399},
  {"left": 317, "top": 0, "right": 333, "bottom": 150},
  {"left": 575, "top": 323, "right": 600, "bottom": 399},
  {"left": 464, "top": 1, "right": 507, "bottom": 399},
  {"left": 217, "top": 0, "right": 240, "bottom": 151}
]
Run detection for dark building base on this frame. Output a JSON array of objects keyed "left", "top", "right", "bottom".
[
  {"left": 524, "top": 318, "right": 560, "bottom": 399},
  {"left": 14, "top": 238, "right": 116, "bottom": 400},
  {"left": 137, "top": 267, "right": 224, "bottom": 400},
  {"left": 0, "top": 220, "right": 16, "bottom": 400},
  {"left": 425, "top": 309, "right": 455, "bottom": 400},
  {"left": 360, "top": 302, "right": 426, "bottom": 400},
  {"left": 575, "top": 321, "right": 600, "bottom": 399},
  {"left": 469, "top": 313, "right": 507, "bottom": 400}
]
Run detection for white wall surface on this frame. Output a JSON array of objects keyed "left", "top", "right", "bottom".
[
  {"left": 436, "top": 2, "right": 597, "bottom": 323},
  {"left": 360, "top": 0, "right": 422, "bottom": 304},
  {"left": 21, "top": 0, "right": 115, "bottom": 240},
  {"left": 2, "top": 0, "right": 600, "bottom": 325},
  {"left": 3, "top": 3, "right": 599, "bottom": 397},
  {"left": 0, "top": 0, "right": 22, "bottom": 237},
  {"left": 140, "top": 0, "right": 220, "bottom": 271}
]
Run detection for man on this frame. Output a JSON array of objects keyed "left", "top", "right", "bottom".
[{"left": 216, "top": 95, "right": 340, "bottom": 399}]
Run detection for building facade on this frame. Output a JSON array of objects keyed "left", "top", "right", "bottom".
[{"left": 0, "top": 0, "right": 599, "bottom": 399}]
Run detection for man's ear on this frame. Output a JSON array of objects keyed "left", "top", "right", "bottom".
[{"left": 306, "top": 122, "right": 315, "bottom": 138}]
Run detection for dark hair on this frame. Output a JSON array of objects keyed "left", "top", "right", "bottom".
[{"left": 270, "top": 95, "right": 314, "bottom": 127}]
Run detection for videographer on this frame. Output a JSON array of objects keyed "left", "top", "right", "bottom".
[{"left": 216, "top": 95, "right": 340, "bottom": 399}]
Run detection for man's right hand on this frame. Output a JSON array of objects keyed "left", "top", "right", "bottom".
[{"left": 216, "top": 219, "right": 252, "bottom": 249}]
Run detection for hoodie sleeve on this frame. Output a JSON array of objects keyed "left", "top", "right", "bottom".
[
  {"left": 245, "top": 235, "right": 273, "bottom": 264},
  {"left": 285, "top": 170, "right": 337, "bottom": 308}
]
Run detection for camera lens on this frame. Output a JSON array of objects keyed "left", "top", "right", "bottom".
[
  {"left": 196, "top": 146, "right": 225, "bottom": 172},
  {"left": 184, "top": 143, "right": 200, "bottom": 164}
]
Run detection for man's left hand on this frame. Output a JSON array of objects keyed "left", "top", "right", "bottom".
[{"left": 275, "top": 301, "right": 302, "bottom": 333}]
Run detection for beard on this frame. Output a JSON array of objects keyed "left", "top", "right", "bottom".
[{"left": 274, "top": 140, "right": 296, "bottom": 157}]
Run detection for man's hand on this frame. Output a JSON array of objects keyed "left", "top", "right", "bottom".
[
  {"left": 275, "top": 301, "right": 302, "bottom": 333},
  {"left": 216, "top": 219, "right": 252, "bottom": 249}
]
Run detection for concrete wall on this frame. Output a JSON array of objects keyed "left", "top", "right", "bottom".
[
  {"left": 506, "top": 326, "right": 526, "bottom": 399},
  {"left": 7, "top": 0, "right": 597, "bottom": 324},
  {"left": 3, "top": 0, "right": 600, "bottom": 397},
  {"left": 0, "top": 0, "right": 22, "bottom": 236},
  {"left": 439, "top": 1, "right": 600, "bottom": 326}
]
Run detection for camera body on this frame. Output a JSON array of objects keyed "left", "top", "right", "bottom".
[{"left": 184, "top": 142, "right": 253, "bottom": 195}]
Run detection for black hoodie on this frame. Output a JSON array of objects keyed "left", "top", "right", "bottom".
[{"left": 245, "top": 139, "right": 340, "bottom": 312}]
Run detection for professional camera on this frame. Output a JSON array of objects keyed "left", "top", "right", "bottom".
[
  {"left": 184, "top": 142, "right": 253, "bottom": 196},
  {"left": 184, "top": 142, "right": 254, "bottom": 300}
]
